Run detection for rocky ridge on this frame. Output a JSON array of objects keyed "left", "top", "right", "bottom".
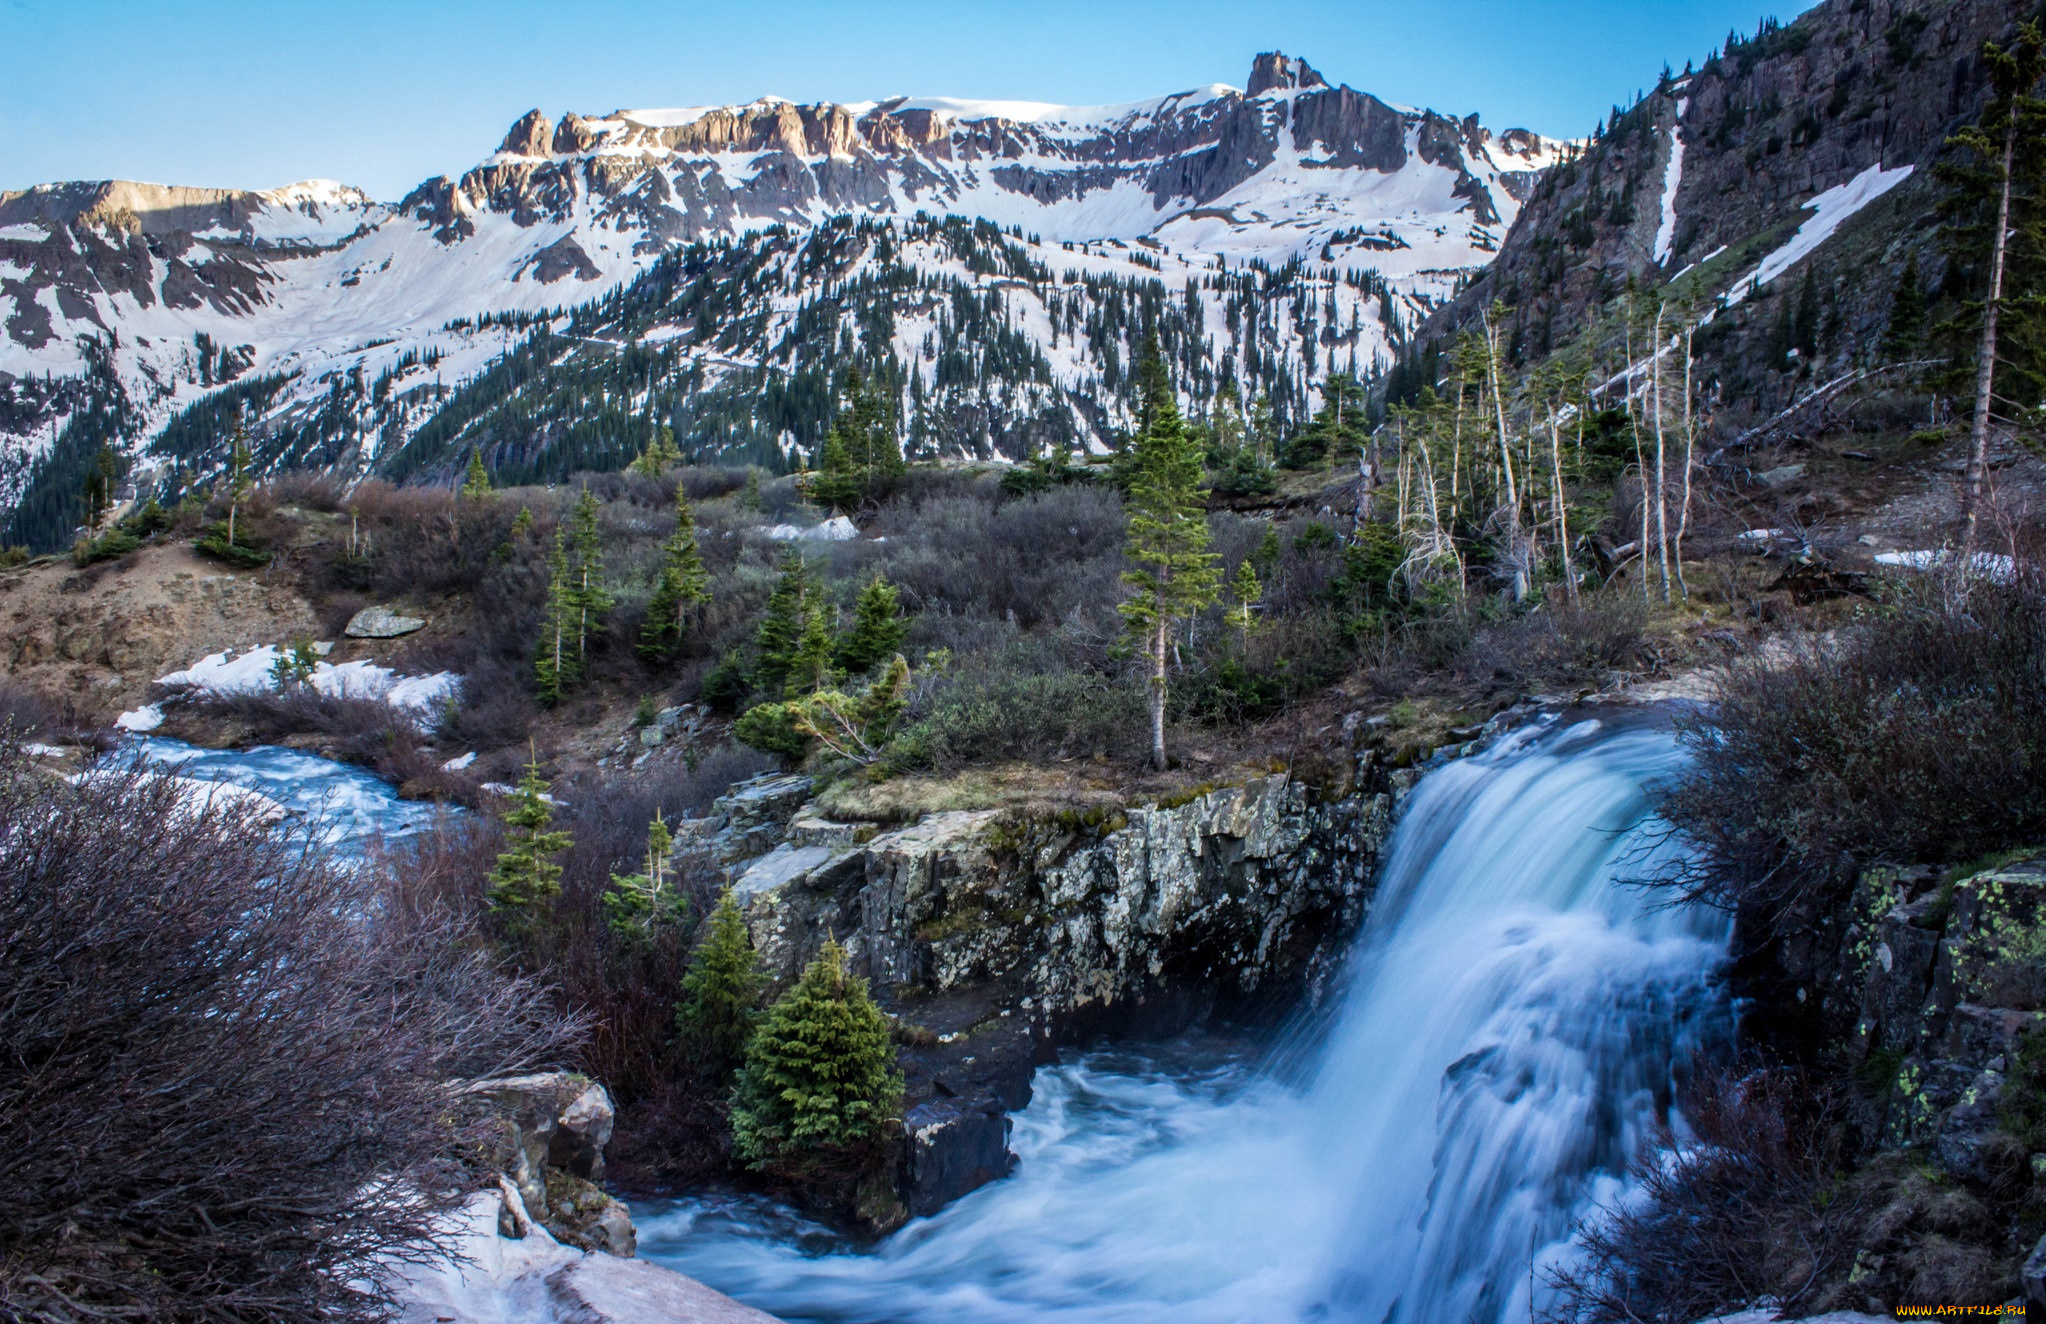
[
  {"left": 1429, "top": 0, "right": 2028, "bottom": 420},
  {"left": 1, "top": 53, "right": 1561, "bottom": 533}
]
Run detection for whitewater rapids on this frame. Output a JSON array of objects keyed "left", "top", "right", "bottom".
[{"left": 638, "top": 715, "right": 1731, "bottom": 1323}]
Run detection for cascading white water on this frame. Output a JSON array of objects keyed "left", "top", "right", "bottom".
[{"left": 636, "top": 715, "right": 1732, "bottom": 1323}]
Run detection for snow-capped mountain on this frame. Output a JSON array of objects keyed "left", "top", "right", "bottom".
[{"left": 0, "top": 53, "right": 1564, "bottom": 543}]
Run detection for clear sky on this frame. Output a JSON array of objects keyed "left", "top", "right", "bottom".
[{"left": 1, "top": 0, "right": 1820, "bottom": 201}]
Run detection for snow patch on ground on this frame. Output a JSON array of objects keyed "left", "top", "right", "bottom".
[
  {"left": 1727, "top": 164, "right": 1916, "bottom": 305},
  {"left": 153, "top": 645, "right": 461, "bottom": 718},
  {"left": 766, "top": 515, "right": 859, "bottom": 541},
  {"left": 115, "top": 703, "right": 165, "bottom": 732},
  {"left": 389, "top": 1191, "right": 779, "bottom": 1324},
  {"left": 1874, "top": 547, "right": 2016, "bottom": 583}
]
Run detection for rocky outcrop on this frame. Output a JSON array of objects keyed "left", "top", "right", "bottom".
[
  {"left": 0, "top": 540, "right": 319, "bottom": 708},
  {"left": 343, "top": 605, "right": 426, "bottom": 638},
  {"left": 712, "top": 773, "right": 1390, "bottom": 1012},
  {"left": 392, "top": 1189, "right": 780, "bottom": 1324},
  {"left": 461, "top": 1072, "right": 637, "bottom": 1258},
  {"left": 1846, "top": 857, "right": 2046, "bottom": 1184},
  {"left": 685, "top": 760, "right": 1402, "bottom": 1219},
  {"left": 1432, "top": 0, "right": 2029, "bottom": 418}
]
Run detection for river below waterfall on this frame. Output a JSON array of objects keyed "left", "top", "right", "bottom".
[
  {"left": 634, "top": 714, "right": 1732, "bottom": 1324},
  {"left": 116, "top": 715, "right": 1730, "bottom": 1321},
  {"left": 126, "top": 735, "right": 451, "bottom": 857}
]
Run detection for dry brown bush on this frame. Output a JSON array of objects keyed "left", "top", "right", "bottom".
[
  {"left": 1547, "top": 1067, "right": 1853, "bottom": 1323},
  {"left": 0, "top": 745, "right": 581, "bottom": 1322},
  {"left": 1654, "top": 550, "right": 2046, "bottom": 915}
]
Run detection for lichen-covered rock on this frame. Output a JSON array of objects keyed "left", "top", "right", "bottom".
[
  {"left": 736, "top": 776, "right": 1390, "bottom": 1020},
  {"left": 679, "top": 773, "right": 818, "bottom": 863},
  {"left": 460, "top": 1072, "right": 632, "bottom": 1254},
  {"left": 1847, "top": 856, "right": 2046, "bottom": 1179},
  {"left": 343, "top": 605, "right": 426, "bottom": 638}
]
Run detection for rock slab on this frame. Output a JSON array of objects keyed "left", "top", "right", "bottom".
[{"left": 345, "top": 605, "right": 428, "bottom": 638}]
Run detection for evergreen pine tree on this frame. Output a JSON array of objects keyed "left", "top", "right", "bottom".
[
  {"left": 535, "top": 528, "right": 578, "bottom": 703},
  {"left": 627, "top": 426, "right": 683, "bottom": 477},
  {"left": 223, "top": 424, "right": 254, "bottom": 548},
  {"left": 1228, "top": 560, "right": 1263, "bottom": 652},
  {"left": 807, "top": 424, "right": 862, "bottom": 514},
  {"left": 1281, "top": 373, "right": 1369, "bottom": 469},
  {"left": 836, "top": 573, "right": 905, "bottom": 675},
  {"left": 604, "top": 810, "right": 686, "bottom": 937},
  {"left": 82, "top": 444, "right": 120, "bottom": 530},
  {"left": 677, "top": 889, "right": 767, "bottom": 1081},
  {"left": 460, "top": 451, "right": 492, "bottom": 500},
  {"left": 638, "top": 491, "right": 711, "bottom": 663},
  {"left": 1882, "top": 253, "right": 1927, "bottom": 363},
  {"left": 783, "top": 597, "right": 836, "bottom": 696},
  {"left": 268, "top": 636, "right": 320, "bottom": 688},
  {"left": 752, "top": 549, "right": 814, "bottom": 694},
  {"left": 1935, "top": 21, "right": 2046, "bottom": 527},
  {"left": 850, "top": 371, "right": 904, "bottom": 493},
  {"left": 1120, "top": 358, "right": 1222, "bottom": 771},
  {"left": 566, "top": 488, "right": 613, "bottom": 667},
  {"left": 731, "top": 939, "right": 903, "bottom": 1178},
  {"left": 489, "top": 754, "right": 572, "bottom": 920}
]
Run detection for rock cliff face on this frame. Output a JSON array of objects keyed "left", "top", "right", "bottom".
[
  {"left": 462, "top": 1071, "right": 638, "bottom": 1258},
  {"left": 1844, "top": 858, "right": 2046, "bottom": 1183},
  {"left": 681, "top": 761, "right": 1406, "bottom": 1218},
  {"left": 1427, "top": 0, "right": 2030, "bottom": 419}
]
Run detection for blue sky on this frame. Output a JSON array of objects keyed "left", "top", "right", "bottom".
[{"left": 2, "top": 0, "right": 1818, "bottom": 200}]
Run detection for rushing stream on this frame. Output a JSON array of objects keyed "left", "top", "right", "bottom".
[
  {"left": 127, "top": 735, "right": 451, "bottom": 858},
  {"left": 120, "top": 714, "right": 1729, "bottom": 1321},
  {"left": 634, "top": 714, "right": 1732, "bottom": 1324}
]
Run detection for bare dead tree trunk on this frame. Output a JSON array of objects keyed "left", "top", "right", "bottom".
[
  {"left": 1484, "top": 316, "right": 1526, "bottom": 600},
  {"left": 1651, "top": 304, "right": 1672, "bottom": 603},
  {"left": 1963, "top": 112, "right": 2017, "bottom": 547},
  {"left": 1548, "top": 407, "right": 1577, "bottom": 603},
  {"left": 1150, "top": 620, "right": 1169, "bottom": 771},
  {"left": 1675, "top": 320, "right": 1696, "bottom": 600}
]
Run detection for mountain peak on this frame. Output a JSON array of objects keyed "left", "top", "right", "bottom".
[
  {"left": 499, "top": 109, "right": 553, "bottom": 158},
  {"left": 1246, "top": 52, "right": 1326, "bottom": 97}
]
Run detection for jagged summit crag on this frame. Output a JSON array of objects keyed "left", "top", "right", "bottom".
[{"left": 0, "top": 53, "right": 1562, "bottom": 546}]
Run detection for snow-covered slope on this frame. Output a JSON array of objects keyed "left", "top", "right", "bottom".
[{"left": 0, "top": 52, "right": 1564, "bottom": 531}]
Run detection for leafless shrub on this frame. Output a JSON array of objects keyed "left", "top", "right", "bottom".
[
  {"left": 167, "top": 686, "right": 470, "bottom": 800},
  {"left": 0, "top": 678, "right": 109, "bottom": 744},
  {"left": 1653, "top": 553, "right": 2046, "bottom": 914},
  {"left": 866, "top": 484, "right": 1126, "bottom": 627},
  {"left": 1548, "top": 1067, "right": 1852, "bottom": 1324},
  {"left": 1458, "top": 591, "right": 1653, "bottom": 690},
  {"left": 0, "top": 744, "right": 581, "bottom": 1322},
  {"left": 266, "top": 471, "right": 351, "bottom": 513}
]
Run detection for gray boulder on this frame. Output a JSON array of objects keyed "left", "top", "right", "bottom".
[{"left": 344, "top": 605, "right": 427, "bottom": 638}]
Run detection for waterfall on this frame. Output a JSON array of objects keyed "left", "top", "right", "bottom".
[{"left": 636, "top": 714, "right": 1732, "bottom": 1323}]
